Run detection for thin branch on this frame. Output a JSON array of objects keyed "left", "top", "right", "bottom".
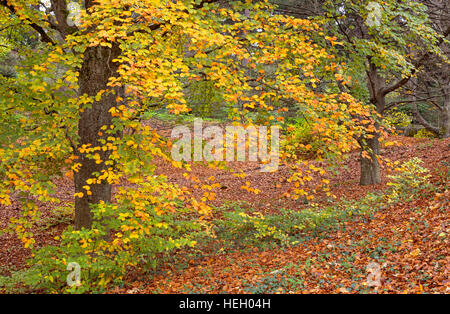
[
  {"left": 381, "top": 25, "right": 450, "bottom": 96},
  {"left": 0, "top": 0, "right": 55, "bottom": 45}
]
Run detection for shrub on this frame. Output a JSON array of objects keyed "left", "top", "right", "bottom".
[
  {"left": 2, "top": 201, "right": 206, "bottom": 293},
  {"left": 214, "top": 209, "right": 290, "bottom": 248},
  {"left": 413, "top": 128, "right": 436, "bottom": 139},
  {"left": 383, "top": 110, "right": 412, "bottom": 130},
  {"left": 282, "top": 118, "right": 322, "bottom": 159},
  {"left": 386, "top": 157, "right": 431, "bottom": 203}
]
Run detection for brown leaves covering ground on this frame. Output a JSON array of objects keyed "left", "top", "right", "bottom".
[
  {"left": 0, "top": 132, "right": 449, "bottom": 293},
  {"left": 135, "top": 187, "right": 448, "bottom": 294},
  {"left": 120, "top": 136, "right": 450, "bottom": 294}
]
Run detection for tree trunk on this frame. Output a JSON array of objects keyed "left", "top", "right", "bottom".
[
  {"left": 360, "top": 61, "right": 384, "bottom": 185},
  {"left": 359, "top": 133, "right": 381, "bottom": 185},
  {"left": 74, "top": 44, "right": 121, "bottom": 230}
]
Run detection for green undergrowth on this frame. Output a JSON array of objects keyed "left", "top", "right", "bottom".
[{"left": 200, "top": 158, "right": 439, "bottom": 254}]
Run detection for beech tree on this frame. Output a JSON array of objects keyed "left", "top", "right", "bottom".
[
  {"left": 320, "top": 0, "right": 449, "bottom": 185},
  {"left": 270, "top": 0, "right": 449, "bottom": 184},
  {"left": 0, "top": 1, "right": 379, "bottom": 291},
  {"left": 392, "top": 0, "right": 450, "bottom": 138},
  {"left": 0, "top": 0, "right": 369, "bottom": 231}
]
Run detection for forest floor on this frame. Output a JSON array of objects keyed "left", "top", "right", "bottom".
[
  {"left": 0, "top": 123, "right": 449, "bottom": 294},
  {"left": 117, "top": 134, "right": 450, "bottom": 294}
]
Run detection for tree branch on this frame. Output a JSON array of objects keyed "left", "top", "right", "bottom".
[
  {"left": 381, "top": 25, "right": 450, "bottom": 96},
  {"left": 0, "top": 0, "right": 55, "bottom": 45}
]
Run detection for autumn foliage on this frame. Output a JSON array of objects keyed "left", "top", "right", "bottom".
[{"left": 0, "top": 0, "right": 448, "bottom": 294}]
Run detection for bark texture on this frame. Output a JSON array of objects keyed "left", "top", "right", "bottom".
[
  {"left": 74, "top": 44, "right": 121, "bottom": 230},
  {"left": 360, "top": 61, "right": 384, "bottom": 186}
]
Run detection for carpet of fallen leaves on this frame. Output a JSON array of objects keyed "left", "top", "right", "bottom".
[
  {"left": 0, "top": 128, "right": 449, "bottom": 293},
  {"left": 128, "top": 187, "right": 448, "bottom": 294},
  {"left": 115, "top": 135, "right": 450, "bottom": 294}
]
